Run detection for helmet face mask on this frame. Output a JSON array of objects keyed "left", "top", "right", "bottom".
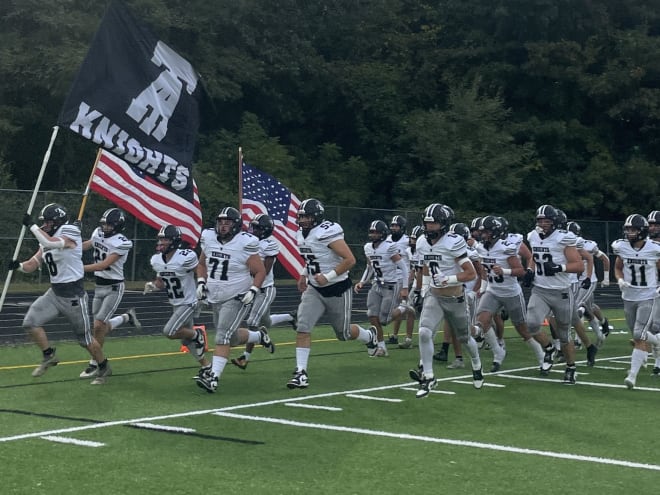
[
  {"left": 156, "top": 225, "right": 181, "bottom": 254},
  {"left": 100, "top": 208, "right": 126, "bottom": 238},
  {"left": 390, "top": 215, "right": 407, "bottom": 241},
  {"left": 216, "top": 207, "right": 242, "bottom": 241},
  {"left": 38, "top": 203, "right": 68, "bottom": 235},
  {"left": 470, "top": 217, "right": 483, "bottom": 242},
  {"left": 623, "top": 214, "right": 649, "bottom": 243},
  {"left": 368, "top": 220, "right": 389, "bottom": 243},
  {"left": 423, "top": 203, "right": 451, "bottom": 241},
  {"left": 535, "top": 204, "right": 558, "bottom": 237},
  {"left": 250, "top": 214, "right": 274, "bottom": 240},
  {"left": 297, "top": 198, "right": 325, "bottom": 233},
  {"left": 479, "top": 216, "right": 503, "bottom": 248}
]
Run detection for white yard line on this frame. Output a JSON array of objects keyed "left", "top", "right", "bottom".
[
  {"left": 345, "top": 394, "right": 402, "bottom": 402},
  {"left": 40, "top": 436, "right": 104, "bottom": 447},
  {"left": 285, "top": 403, "right": 342, "bottom": 411},
  {"left": 213, "top": 411, "right": 660, "bottom": 472}
]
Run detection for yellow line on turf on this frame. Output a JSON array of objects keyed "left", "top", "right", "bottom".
[{"left": 0, "top": 337, "right": 337, "bottom": 372}]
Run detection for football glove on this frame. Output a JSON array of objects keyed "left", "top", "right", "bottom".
[
  {"left": 241, "top": 285, "right": 259, "bottom": 306},
  {"left": 196, "top": 279, "right": 208, "bottom": 301},
  {"left": 617, "top": 278, "right": 631, "bottom": 290},
  {"left": 143, "top": 281, "right": 157, "bottom": 294},
  {"left": 580, "top": 278, "right": 591, "bottom": 290},
  {"left": 522, "top": 268, "right": 535, "bottom": 287},
  {"left": 22, "top": 213, "right": 33, "bottom": 228},
  {"left": 543, "top": 261, "right": 563, "bottom": 275}
]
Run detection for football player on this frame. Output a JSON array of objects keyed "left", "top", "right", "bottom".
[
  {"left": 287, "top": 198, "right": 377, "bottom": 389},
  {"left": 410, "top": 203, "right": 482, "bottom": 398},
  {"left": 194, "top": 208, "right": 270, "bottom": 393},
  {"left": 612, "top": 214, "right": 660, "bottom": 389},
  {"left": 354, "top": 220, "right": 409, "bottom": 356},
  {"left": 144, "top": 225, "right": 210, "bottom": 385},
  {"left": 79, "top": 208, "right": 142, "bottom": 379},
  {"left": 9, "top": 203, "right": 111, "bottom": 383},
  {"left": 231, "top": 213, "right": 280, "bottom": 370},
  {"left": 526, "top": 205, "right": 583, "bottom": 384}
]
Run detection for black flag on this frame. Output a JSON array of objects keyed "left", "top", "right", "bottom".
[{"left": 58, "top": 0, "right": 202, "bottom": 200}]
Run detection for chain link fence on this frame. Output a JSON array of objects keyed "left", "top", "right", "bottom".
[{"left": 0, "top": 189, "right": 625, "bottom": 284}]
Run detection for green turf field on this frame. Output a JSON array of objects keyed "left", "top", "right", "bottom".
[{"left": 1, "top": 310, "right": 657, "bottom": 494}]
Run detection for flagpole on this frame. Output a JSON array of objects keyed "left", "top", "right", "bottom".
[
  {"left": 0, "top": 125, "right": 60, "bottom": 312},
  {"left": 238, "top": 146, "right": 243, "bottom": 210},
  {"left": 77, "top": 147, "right": 103, "bottom": 222}
]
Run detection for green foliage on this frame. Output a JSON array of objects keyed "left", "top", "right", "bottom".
[{"left": 1, "top": 0, "right": 659, "bottom": 222}]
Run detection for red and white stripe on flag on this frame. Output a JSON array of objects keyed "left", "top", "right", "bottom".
[{"left": 91, "top": 150, "right": 202, "bottom": 247}]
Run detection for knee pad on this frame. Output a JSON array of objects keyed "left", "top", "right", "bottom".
[{"left": 418, "top": 326, "right": 433, "bottom": 343}]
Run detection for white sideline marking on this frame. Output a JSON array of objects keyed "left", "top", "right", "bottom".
[
  {"left": 451, "top": 380, "right": 505, "bottom": 388},
  {"left": 499, "top": 374, "right": 660, "bottom": 391},
  {"left": 41, "top": 436, "right": 104, "bottom": 448},
  {"left": 345, "top": 394, "right": 402, "bottom": 403},
  {"left": 401, "top": 387, "right": 456, "bottom": 395},
  {"left": 595, "top": 365, "right": 626, "bottom": 370},
  {"left": 213, "top": 411, "right": 660, "bottom": 472},
  {"left": 132, "top": 423, "right": 196, "bottom": 433},
  {"left": 285, "top": 403, "right": 342, "bottom": 411}
]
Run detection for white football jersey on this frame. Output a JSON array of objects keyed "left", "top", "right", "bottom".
[
  {"left": 41, "top": 223, "right": 84, "bottom": 284},
  {"left": 387, "top": 233, "right": 410, "bottom": 264},
  {"left": 477, "top": 238, "right": 522, "bottom": 297},
  {"left": 150, "top": 248, "right": 198, "bottom": 306},
  {"left": 527, "top": 229, "right": 578, "bottom": 290},
  {"left": 581, "top": 238, "right": 600, "bottom": 282},
  {"left": 612, "top": 238, "right": 660, "bottom": 301},
  {"left": 297, "top": 220, "right": 349, "bottom": 287},
  {"left": 259, "top": 235, "right": 280, "bottom": 288},
  {"left": 363, "top": 240, "right": 402, "bottom": 284},
  {"left": 416, "top": 232, "right": 470, "bottom": 289},
  {"left": 200, "top": 228, "right": 261, "bottom": 303},
  {"left": 89, "top": 227, "right": 133, "bottom": 281}
]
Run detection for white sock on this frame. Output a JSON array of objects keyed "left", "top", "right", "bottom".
[
  {"left": 246, "top": 330, "right": 261, "bottom": 344},
  {"left": 526, "top": 338, "right": 544, "bottom": 365},
  {"left": 629, "top": 348, "right": 648, "bottom": 378},
  {"left": 270, "top": 313, "right": 293, "bottom": 326},
  {"left": 296, "top": 347, "right": 310, "bottom": 371},
  {"left": 108, "top": 315, "right": 125, "bottom": 330},
  {"left": 211, "top": 355, "right": 228, "bottom": 378},
  {"left": 243, "top": 351, "right": 251, "bottom": 361},
  {"left": 356, "top": 325, "right": 371, "bottom": 344},
  {"left": 418, "top": 327, "right": 434, "bottom": 376},
  {"left": 464, "top": 336, "right": 482, "bottom": 370}
]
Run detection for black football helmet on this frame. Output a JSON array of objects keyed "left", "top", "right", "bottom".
[
  {"left": 470, "top": 217, "right": 483, "bottom": 241},
  {"left": 441, "top": 205, "right": 456, "bottom": 224},
  {"left": 297, "top": 198, "right": 325, "bottom": 232},
  {"left": 390, "top": 215, "right": 407, "bottom": 241},
  {"left": 535, "top": 204, "right": 559, "bottom": 237},
  {"left": 623, "top": 214, "right": 649, "bottom": 243},
  {"left": 410, "top": 225, "right": 423, "bottom": 241},
  {"left": 156, "top": 225, "right": 182, "bottom": 254},
  {"left": 555, "top": 209, "right": 568, "bottom": 230},
  {"left": 38, "top": 203, "right": 68, "bottom": 235},
  {"left": 479, "top": 215, "right": 504, "bottom": 248},
  {"left": 449, "top": 222, "right": 470, "bottom": 241},
  {"left": 216, "top": 207, "right": 243, "bottom": 241},
  {"left": 250, "top": 214, "right": 274, "bottom": 240},
  {"left": 648, "top": 211, "right": 660, "bottom": 239},
  {"left": 422, "top": 203, "right": 451, "bottom": 240},
  {"left": 100, "top": 208, "right": 126, "bottom": 238},
  {"left": 567, "top": 221, "right": 581, "bottom": 237},
  {"left": 497, "top": 216, "right": 509, "bottom": 237},
  {"left": 368, "top": 220, "right": 389, "bottom": 243}
]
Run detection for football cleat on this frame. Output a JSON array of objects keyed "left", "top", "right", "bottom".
[
  {"left": 32, "top": 350, "right": 59, "bottom": 377},
  {"left": 79, "top": 364, "right": 98, "bottom": 379},
  {"left": 472, "top": 368, "right": 484, "bottom": 389},
  {"left": 415, "top": 375, "right": 438, "bottom": 399},
  {"left": 286, "top": 369, "right": 309, "bottom": 389},
  {"left": 366, "top": 326, "right": 378, "bottom": 356},
  {"left": 90, "top": 362, "right": 112, "bottom": 385},
  {"left": 259, "top": 326, "right": 276, "bottom": 353},
  {"left": 624, "top": 373, "right": 635, "bottom": 390},
  {"left": 563, "top": 367, "right": 577, "bottom": 385},
  {"left": 231, "top": 356, "right": 249, "bottom": 370}
]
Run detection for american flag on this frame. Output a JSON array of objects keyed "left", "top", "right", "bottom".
[
  {"left": 241, "top": 162, "right": 305, "bottom": 278},
  {"left": 91, "top": 150, "right": 202, "bottom": 247}
]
